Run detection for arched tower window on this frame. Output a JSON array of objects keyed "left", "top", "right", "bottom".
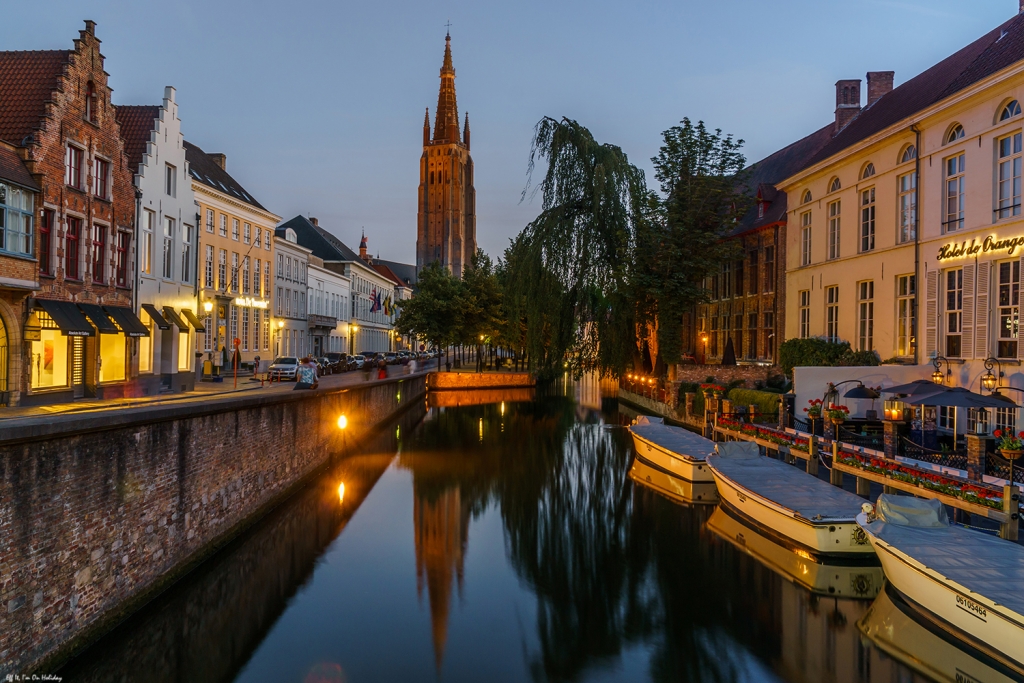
[
  {"left": 85, "top": 81, "right": 97, "bottom": 122},
  {"left": 900, "top": 145, "right": 917, "bottom": 163},
  {"left": 861, "top": 163, "right": 875, "bottom": 179},
  {"left": 1001, "top": 100, "right": 1021, "bottom": 121},
  {"left": 945, "top": 124, "right": 964, "bottom": 144},
  {"left": 828, "top": 177, "right": 841, "bottom": 193}
]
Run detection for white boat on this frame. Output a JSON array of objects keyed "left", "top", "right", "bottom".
[
  {"left": 858, "top": 587, "right": 1022, "bottom": 683},
  {"left": 706, "top": 441, "right": 875, "bottom": 559},
  {"left": 629, "top": 455, "right": 718, "bottom": 506},
  {"left": 706, "top": 506, "right": 881, "bottom": 599},
  {"left": 858, "top": 495, "right": 1024, "bottom": 672},
  {"left": 627, "top": 416, "right": 715, "bottom": 485}
]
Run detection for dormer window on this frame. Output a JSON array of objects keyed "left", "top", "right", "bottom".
[
  {"left": 861, "top": 163, "right": 875, "bottom": 179},
  {"left": 828, "top": 177, "right": 841, "bottom": 193},
  {"left": 85, "top": 81, "right": 98, "bottom": 123},
  {"left": 1001, "top": 100, "right": 1021, "bottom": 121},
  {"left": 757, "top": 201, "right": 764, "bottom": 219},
  {"left": 946, "top": 124, "right": 965, "bottom": 144}
]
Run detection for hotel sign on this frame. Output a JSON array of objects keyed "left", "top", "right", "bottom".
[
  {"left": 234, "top": 297, "right": 269, "bottom": 309},
  {"left": 937, "top": 235, "right": 1024, "bottom": 261}
]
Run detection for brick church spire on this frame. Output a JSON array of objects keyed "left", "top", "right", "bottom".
[{"left": 433, "top": 33, "right": 460, "bottom": 144}]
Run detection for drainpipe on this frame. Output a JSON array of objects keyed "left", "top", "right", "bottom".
[
  {"left": 911, "top": 124, "right": 922, "bottom": 366},
  {"left": 132, "top": 186, "right": 142, "bottom": 315}
]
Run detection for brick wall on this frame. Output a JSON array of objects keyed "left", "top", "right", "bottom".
[
  {"left": 428, "top": 371, "right": 535, "bottom": 390},
  {"left": 0, "top": 374, "right": 426, "bottom": 674},
  {"left": 674, "top": 364, "right": 777, "bottom": 388}
]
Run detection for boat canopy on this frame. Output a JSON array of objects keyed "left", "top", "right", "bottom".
[
  {"left": 630, "top": 417, "right": 716, "bottom": 461},
  {"left": 875, "top": 494, "right": 948, "bottom": 528}
]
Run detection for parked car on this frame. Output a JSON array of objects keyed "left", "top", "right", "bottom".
[
  {"left": 352, "top": 354, "right": 367, "bottom": 369},
  {"left": 324, "top": 352, "right": 348, "bottom": 373},
  {"left": 316, "top": 357, "right": 333, "bottom": 375},
  {"left": 269, "top": 357, "right": 300, "bottom": 381},
  {"left": 384, "top": 352, "right": 399, "bottom": 365}
]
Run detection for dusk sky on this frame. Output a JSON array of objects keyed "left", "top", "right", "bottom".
[{"left": 3, "top": 0, "right": 1016, "bottom": 265}]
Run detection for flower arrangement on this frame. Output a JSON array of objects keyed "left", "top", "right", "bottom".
[
  {"left": 803, "top": 398, "right": 823, "bottom": 419},
  {"left": 824, "top": 403, "right": 850, "bottom": 422},
  {"left": 700, "top": 383, "right": 725, "bottom": 396},
  {"left": 993, "top": 429, "right": 1024, "bottom": 454}
]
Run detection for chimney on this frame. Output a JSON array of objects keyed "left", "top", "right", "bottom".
[
  {"left": 834, "top": 79, "right": 862, "bottom": 134},
  {"left": 209, "top": 153, "right": 226, "bottom": 171},
  {"left": 866, "top": 71, "right": 894, "bottom": 106},
  {"left": 309, "top": 217, "right": 319, "bottom": 227},
  {"left": 84, "top": 20, "right": 96, "bottom": 35}
]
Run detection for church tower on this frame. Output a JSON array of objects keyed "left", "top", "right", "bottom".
[{"left": 417, "top": 32, "right": 476, "bottom": 278}]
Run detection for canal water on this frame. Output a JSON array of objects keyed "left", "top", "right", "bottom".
[{"left": 60, "top": 392, "right": 972, "bottom": 682}]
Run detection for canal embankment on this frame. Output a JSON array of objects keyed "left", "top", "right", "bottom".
[
  {"left": 427, "top": 371, "right": 535, "bottom": 390},
  {"left": 0, "top": 372, "right": 427, "bottom": 675}
]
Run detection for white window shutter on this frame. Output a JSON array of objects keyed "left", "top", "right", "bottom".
[
  {"left": 1018, "top": 257, "right": 1024, "bottom": 362},
  {"left": 976, "top": 261, "right": 990, "bottom": 360},
  {"left": 962, "top": 264, "right": 975, "bottom": 359},
  {"left": 925, "top": 270, "right": 938, "bottom": 359}
]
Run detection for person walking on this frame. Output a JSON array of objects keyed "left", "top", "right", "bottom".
[{"left": 377, "top": 354, "right": 387, "bottom": 380}]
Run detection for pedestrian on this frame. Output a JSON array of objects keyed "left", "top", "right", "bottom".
[
  {"left": 294, "top": 356, "right": 318, "bottom": 390},
  {"left": 254, "top": 354, "right": 261, "bottom": 373},
  {"left": 377, "top": 354, "right": 387, "bottom": 380}
]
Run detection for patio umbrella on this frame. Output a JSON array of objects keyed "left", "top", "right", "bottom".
[
  {"left": 881, "top": 380, "right": 949, "bottom": 397},
  {"left": 903, "top": 387, "right": 1016, "bottom": 409}
]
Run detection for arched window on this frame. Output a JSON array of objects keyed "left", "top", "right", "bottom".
[
  {"left": 945, "top": 124, "right": 964, "bottom": 144},
  {"left": 828, "top": 177, "right": 841, "bottom": 193},
  {"left": 85, "top": 81, "right": 97, "bottom": 122},
  {"left": 861, "top": 163, "right": 875, "bottom": 179},
  {"left": 900, "top": 145, "right": 917, "bottom": 163},
  {"left": 1001, "top": 100, "right": 1021, "bottom": 121},
  {"left": 801, "top": 190, "right": 812, "bottom": 204}
]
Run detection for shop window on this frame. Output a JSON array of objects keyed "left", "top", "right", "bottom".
[
  {"left": 998, "top": 260, "right": 1020, "bottom": 358},
  {"left": 30, "top": 313, "right": 68, "bottom": 388},
  {"left": 99, "top": 334, "right": 126, "bottom": 382},
  {"left": 178, "top": 330, "right": 191, "bottom": 371},
  {"left": 139, "top": 313, "right": 153, "bottom": 374}
]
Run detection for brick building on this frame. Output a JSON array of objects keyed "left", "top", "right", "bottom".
[{"left": 0, "top": 21, "right": 146, "bottom": 405}]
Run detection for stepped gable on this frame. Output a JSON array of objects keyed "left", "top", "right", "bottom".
[{"left": 115, "top": 104, "right": 160, "bottom": 174}]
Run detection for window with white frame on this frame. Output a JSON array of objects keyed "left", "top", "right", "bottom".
[
  {"left": 898, "top": 171, "right": 916, "bottom": 243},
  {"left": 998, "top": 260, "right": 1020, "bottom": 358},
  {"left": 244, "top": 222, "right": 251, "bottom": 245},
  {"left": 165, "top": 163, "right": 176, "bottom": 197},
  {"left": 799, "top": 290, "right": 810, "bottom": 339},
  {"left": 206, "top": 208, "right": 214, "bottom": 233},
  {"left": 254, "top": 259, "right": 261, "bottom": 296},
  {"left": 939, "top": 406, "right": 955, "bottom": 430},
  {"left": 945, "top": 268, "right": 963, "bottom": 357},
  {"left": 219, "top": 214, "right": 227, "bottom": 237},
  {"left": 218, "top": 249, "right": 227, "bottom": 291},
  {"left": 0, "top": 184, "right": 36, "bottom": 257},
  {"left": 65, "top": 145, "right": 84, "bottom": 189},
  {"left": 264, "top": 262, "right": 271, "bottom": 295},
  {"left": 231, "top": 252, "right": 239, "bottom": 291},
  {"left": 858, "top": 280, "right": 874, "bottom": 351},
  {"left": 997, "top": 131, "right": 1022, "bottom": 219},
  {"left": 93, "top": 158, "right": 110, "bottom": 199},
  {"left": 242, "top": 256, "right": 250, "bottom": 294},
  {"left": 232, "top": 218, "right": 239, "bottom": 241},
  {"left": 897, "top": 275, "right": 916, "bottom": 358},
  {"left": 968, "top": 408, "right": 990, "bottom": 435},
  {"left": 860, "top": 188, "right": 875, "bottom": 252},
  {"left": 825, "top": 286, "right": 839, "bottom": 341},
  {"left": 944, "top": 153, "right": 965, "bottom": 231},
  {"left": 800, "top": 211, "right": 811, "bottom": 266},
  {"left": 205, "top": 245, "right": 214, "bottom": 288},
  {"left": 255, "top": 228, "right": 261, "bottom": 248},
  {"left": 827, "top": 200, "right": 841, "bottom": 260},
  {"left": 181, "top": 223, "right": 192, "bottom": 284},
  {"left": 996, "top": 407, "right": 1017, "bottom": 434},
  {"left": 162, "top": 216, "right": 174, "bottom": 279}
]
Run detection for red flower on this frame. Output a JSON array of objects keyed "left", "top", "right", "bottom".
[{"left": 995, "top": 429, "right": 1003, "bottom": 438}]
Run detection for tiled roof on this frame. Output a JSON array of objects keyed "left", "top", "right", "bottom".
[
  {"left": 0, "top": 146, "right": 38, "bottom": 191},
  {"left": 372, "top": 263, "right": 406, "bottom": 288},
  {"left": 0, "top": 50, "right": 71, "bottom": 146},
  {"left": 184, "top": 140, "right": 267, "bottom": 211},
  {"left": 115, "top": 105, "right": 159, "bottom": 177},
  {"left": 729, "top": 123, "right": 834, "bottom": 237},
  {"left": 803, "top": 13, "right": 1024, "bottom": 170},
  {"left": 277, "top": 215, "right": 362, "bottom": 263},
  {"left": 376, "top": 259, "right": 417, "bottom": 287}
]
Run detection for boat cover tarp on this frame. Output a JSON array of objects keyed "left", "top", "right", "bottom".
[
  {"left": 715, "top": 441, "right": 761, "bottom": 458},
  {"left": 708, "top": 453, "right": 866, "bottom": 522},
  {"left": 862, "top": 517, "right": 1024, "bottom": 618},
  {"left": 630, "top": 417, "right": 716, "bottom": 461},
  {"left": 876, "top": 494, "right": 948, "bottom": 527}
]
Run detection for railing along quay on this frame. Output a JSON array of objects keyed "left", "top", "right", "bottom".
[{"left": 712, "top": 414, "right": 1021, "bottom": 541}]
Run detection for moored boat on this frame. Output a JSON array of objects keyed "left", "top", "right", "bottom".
[
  {"left": 706, "top": 441, "right": 875, "bottom": 559},
  {"left": 706, "top": 506, "right": 881, "bottom": 598},
  {"left": 629, "top": 455, "right": 718, "bottom": 506},
  {"left": 627, "top": 416, "right": 715, "bottom": 484},
  {"left": 858, "top": 495, "right": 1024, "bottom": 673}
]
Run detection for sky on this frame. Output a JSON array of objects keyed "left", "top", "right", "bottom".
[{"left": 3, "top": 0, "right": 1018, "bottom": 265}]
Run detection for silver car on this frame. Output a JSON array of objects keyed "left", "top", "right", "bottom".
[
  {"left": 269, "top": 356, "right": 300, "bottom": 381},
  {"left": 353, "top": 354, "right": 367, "bottom": 369}
]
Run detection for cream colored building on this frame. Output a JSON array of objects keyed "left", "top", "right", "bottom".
[
  {"left": 187, "top": 142, "right": 280, "bottom": 372},
  {"left": 781, "top": 8, "right": 1024, "bottom": 432}
]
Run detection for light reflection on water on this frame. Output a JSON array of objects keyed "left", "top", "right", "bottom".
[{"left": 60, "top": 391, "right": 959, "bottom": 682}]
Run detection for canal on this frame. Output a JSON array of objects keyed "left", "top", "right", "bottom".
[{"left": 58, "top": 391, "right": 971, "bottom": 682}]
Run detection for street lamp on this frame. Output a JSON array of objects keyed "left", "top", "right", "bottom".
[
  {"left": 982, "top": 357, "right": 1004, "bottom": 393},
  {"left": 932, "top": 356, "right": 952, "bottom": 385},
  {"left": 203, "top": 301, "right": 213, "bottom": 313}
]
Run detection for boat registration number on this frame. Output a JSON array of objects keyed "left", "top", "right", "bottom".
[{"left": 955, "top": 594, "right": 987, "bottom": 622}]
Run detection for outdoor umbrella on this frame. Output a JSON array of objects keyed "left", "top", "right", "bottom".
[
  {"left": 903, "top": 387, "right": 1018, "bottom": 442},
  {"left": 881, "top": 380, "right": 949, "bottom": 397}
]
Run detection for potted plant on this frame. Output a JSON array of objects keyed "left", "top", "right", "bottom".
[
  {"left": 825, "top": 403, "right": 850, "bottom": 425},
  {"left": 803, "top": 398, "right": 823, "bottom": 420},
  {"left": 994, "top": 429, "right": 1024, "bottom": 461}
]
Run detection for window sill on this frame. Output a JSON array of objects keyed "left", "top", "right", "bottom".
[
  {"left": 0, "top": 250, "right": 36, "bottom": 262},
  {"left": 28, "top": 385, "right": 71, "bottom": 394},
  {"left": 66, "top": 185, "right": 87, "bottom": 196},
  {"left": 92, "top": 196, "right": 112, "bottom": 206}
]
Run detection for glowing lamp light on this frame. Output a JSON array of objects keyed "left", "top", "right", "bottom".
[
  {"left": 932, "top": 369, "right": 944, "bottom": 384},
  {"left": 277, "top": 320, "right": 285, "bottom": 329},
  {"left": 337, "top": 415, "right": 348, "bottom": 430},
  {"left": 883, "top": 399, "right": 905, "bottom": 422},
  {"left": 500, "top": 401, "right": 505, "bottom": 416},
  {"left": 203, "top": 301, "right": 213, "bottom": 313},
  {"left": 982, "top": 370, "right": 998, "bottom": 392},
  {"left": 337, "top": 482, "right": 346, "bottom": 503}
]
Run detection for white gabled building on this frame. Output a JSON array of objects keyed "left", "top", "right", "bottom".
[
  {"left": 307, "top": 255, "right": 351, "bottom": 356},
  {"left": 116, "top": 87, "right": 202, "bottom": 395},
  {"left": 272, "top": 227, "right": 312, "bottom": 358}
]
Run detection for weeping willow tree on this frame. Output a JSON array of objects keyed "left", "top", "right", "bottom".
[{"left": 504, "top": 117, "right": 651, "bottom": 379}]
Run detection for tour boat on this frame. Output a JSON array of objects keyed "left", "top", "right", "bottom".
[
  {"left": 706, "top": 441, "right": 875, "bottom": 559},
  {"left": 629, "top": 455, "right": 718, "bottom": 506},
  {"left": 858, "top": 495, "right": 1024, "bottom": 672},
  {"left": 627, "top": 416, "right": 716, "bottom": 485},
  {"left": 858, "top": 587, "right": 1022, "bottom": 683},
  {"left": 706, "top": 506, "right": 881, "bottom": 599}
]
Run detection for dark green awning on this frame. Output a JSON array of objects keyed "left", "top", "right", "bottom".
[
  {"left": 162, "top": 306, "right": 189, "bottom": 331},
  {"left": 77, "top": 303, "right": 119, "bottom": 334},
  {"left": 34, "top": 299, "right": 94, "bottom": 337},
  {"left": 180, "top": 308, "right": 207, "bottom": 332},
  {"left": 104, "top": 306, "right": 150, "bottom": 338}
]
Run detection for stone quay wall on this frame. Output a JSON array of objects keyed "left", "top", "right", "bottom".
[
  {"left": 0, "top": 373, "right": 426, "bottom": 675},
  {"left": 427, "top": 371, "right": 535, "bottom": 390}
]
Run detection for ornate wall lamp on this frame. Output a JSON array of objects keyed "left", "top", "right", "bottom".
[{"left": 932, "top": 356, "right": 953, "bottom": 384}]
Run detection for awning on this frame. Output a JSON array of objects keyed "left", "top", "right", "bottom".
[
  {"left": 34, "top": 299, "right": 94, "bottom": 337},
  {"left": 141, "top": 303, "right": 170, "bottom": 330},
  {"left": 162, "top": 306, "right": 189, "bottom": 331},
  {"left": 180, "top": 308, "right": 207, "bottom": 332},
  {"left": 104, "top": 306, "right": 150, "bottom": 338},
  {"left": 77, "top": 303, "right": 119, "bottom": 334}
]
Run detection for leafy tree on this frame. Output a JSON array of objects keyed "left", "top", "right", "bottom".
[
  {"left": 394, "top": 261, "right": 466, "bottom": 357},
  {"left": 505, "top": 117, "right": 649, "bottom": 378},
  {"left": 778, "top": 337, "right": 880, "bottom": 377},
  {"left": 461, "top": 249, "right": 504, "bottom": 345},
  {"left": 635, "top": 119, "right": 748, "bottom": 373}
]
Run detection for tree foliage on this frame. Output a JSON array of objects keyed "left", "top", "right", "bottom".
[{"left": 778, "top": 337, "right": 881, "bottom": 378}]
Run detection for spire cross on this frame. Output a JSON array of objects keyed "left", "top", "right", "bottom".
[{"left": 445, "top": 20, "right": 452, "bottom": 36}]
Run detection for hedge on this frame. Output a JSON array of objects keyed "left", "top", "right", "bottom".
[{"left": 726, "top": 388, "right": 782, "bottom": 418}]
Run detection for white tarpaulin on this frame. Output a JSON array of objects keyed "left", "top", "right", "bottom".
[
  {"left": 630, "top": 416, "right": 716, "bottom": 461},
  {"left": 875, "top": 493, "right": 949, "bottom": 528}
]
